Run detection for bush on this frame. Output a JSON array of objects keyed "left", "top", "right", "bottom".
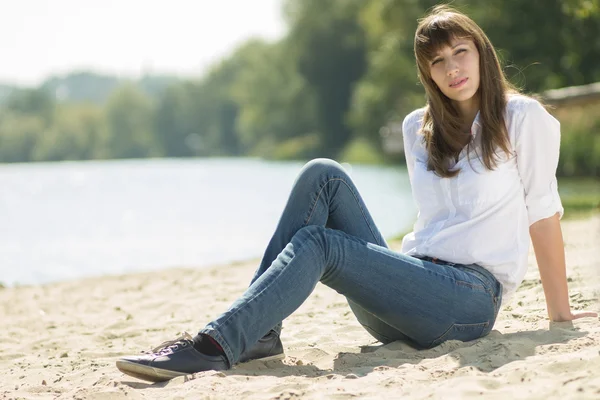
[
  {"left": 269, "top": 133, "right": 322, "bottom": 161},
  {"left": 339, "top": 137, "right": 384, "bottom": 165},
  {"left": 553, "top": 103, "right": 600, "bottom": 177}
]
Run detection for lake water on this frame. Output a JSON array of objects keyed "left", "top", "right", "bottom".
[{"left": 0, "top": 158, "right": 415, "bottom": 286}]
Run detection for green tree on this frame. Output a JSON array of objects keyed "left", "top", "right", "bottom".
[
  {"left": 155, "top": 57, "right": 244, "bottom": 158},
  {"left": 105, "top": 84, "right": 159, "bottom": 159},
  {"left": 284, "top": 0, "right": 368, "bottom": 156},
  {"left": 154, "top": 82, "right": 199, "bottom": 157},
  {"left": 349, "top": 0, "right": 430, "bottom": 146},
  {"left": 5, "top": 88, "right": 55, "bottom": 125},
  {"left": 467, "top": 0, "right": 600, "bottom": 91},
  {"left": 231, "top": 39, "right": 319, "bottom": 158},
  {"left": 0, "top": 112, "right": 45, "bottom": 162},
  {"left": 32, "top": 103, "right": 108, "bottom": 161}
]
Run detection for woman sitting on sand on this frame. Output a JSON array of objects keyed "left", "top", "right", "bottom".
[{"left": 116, "top": 5, "right": 597, "bottom": 382}]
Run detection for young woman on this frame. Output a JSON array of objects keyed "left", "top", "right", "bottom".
[{"left": 116, "top": 5, "right": 597, "bottom": 382}]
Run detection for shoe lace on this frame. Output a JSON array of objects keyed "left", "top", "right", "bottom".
[{"left": 143, "top": 331, "right": 195, "bottom": 355}]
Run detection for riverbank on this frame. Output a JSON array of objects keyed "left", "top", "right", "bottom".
[{"left": 1, "top": 215, "right": 598, "bottom": 399}]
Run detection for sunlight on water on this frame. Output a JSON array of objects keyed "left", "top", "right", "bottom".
[{"left": 0, "top": 158, "right": 415, "bottom": 286}]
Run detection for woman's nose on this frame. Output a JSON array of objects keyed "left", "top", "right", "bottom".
[{"left": 446, "top": 61, "right": 459, "bottom": 76}]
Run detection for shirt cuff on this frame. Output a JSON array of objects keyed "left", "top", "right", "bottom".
[{"left": 527, "top": 193, "right": 564, "bottom": 226}]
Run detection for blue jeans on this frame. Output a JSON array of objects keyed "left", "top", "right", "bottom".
[{"left": 199, "top": 159, "right": 502, "bottom": 366}]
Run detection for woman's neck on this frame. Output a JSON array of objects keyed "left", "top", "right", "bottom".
[{"left": 455, "top": 96, "right": 480, "bottom": 133}]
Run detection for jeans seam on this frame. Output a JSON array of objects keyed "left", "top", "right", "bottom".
[
  {"left": 216, "top": 274, "right": 275, "bottom": 339},
  {"left": 454, "top": 276, "right": 496, "bottom": 309},
  {"left": 359, "top": 322, "right": 395, "bottom": 343},
  {"left": 449, "top": 263, "right": 500, "bottom": 300},
  {"left": 455, "top": 280, "right": 487, "bottom": 291},
  {"left": 305, "top": 177, "right": 383, "bottom": 247},
  {"left": 208, "top": 231, "right": 322, "bottom": 363},
  {"left": 429, "top": 321, "right": 489, "bottom": 348}
]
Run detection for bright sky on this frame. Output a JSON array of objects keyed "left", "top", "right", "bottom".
[{"left": 0, "top": 0, "right": 285, "bottom": 86}]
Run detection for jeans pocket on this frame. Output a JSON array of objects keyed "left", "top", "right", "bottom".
[{"left": 429, "top": 321, "right": 489, "bottom": 348}]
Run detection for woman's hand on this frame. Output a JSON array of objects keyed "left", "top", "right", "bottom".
[{"left": 551, "top": 310, "right": 598, "bottom": 322}]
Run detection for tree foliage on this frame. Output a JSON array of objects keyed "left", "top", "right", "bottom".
[
  {"left": 284, "top": 0, "right": 368, "bottom": 156},
  {"left": 0, "top": 0, "right": 598, "bottom": 176}
]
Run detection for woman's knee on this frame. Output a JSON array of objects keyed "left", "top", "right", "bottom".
[
  {"left": 293, "top": 224, "right": 326, "bottom": 244},
  {"left": 297, "top": 158, "right": 346, "bottom": 184},
  {"left": 291, "top": 225, "right": 330, "bottom": 262}
]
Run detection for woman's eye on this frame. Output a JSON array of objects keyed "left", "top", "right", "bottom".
[
  {"left": 431, "top": 59, "right": 442, "bottom": 66},
  {"left": 455, "top": 48, "right": 467, "bottom": 55}
]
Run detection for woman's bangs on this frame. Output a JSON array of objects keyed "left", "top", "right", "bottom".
[{"left": 416, "top": 18, "right": 472, "bottom": 62}]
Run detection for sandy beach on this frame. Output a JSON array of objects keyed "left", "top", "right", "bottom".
[{"left": 1, "top": 215, "right": 598, "bottom": 400}]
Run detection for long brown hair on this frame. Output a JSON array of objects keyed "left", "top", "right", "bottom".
[{"left": 414, "top": 5, "right": 516, "bottom": 177}]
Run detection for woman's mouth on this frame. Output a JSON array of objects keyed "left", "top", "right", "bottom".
[{"left": 449, "top": 78, "right": 468, "bottom": 88}]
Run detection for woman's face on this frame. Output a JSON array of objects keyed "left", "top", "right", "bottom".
[{"left": 429, "top": 37, "right": 480, "bottom": 113}]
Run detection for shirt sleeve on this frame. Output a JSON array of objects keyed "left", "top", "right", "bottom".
[
  {"left": 515, "top": 99, "right": 564, "bottom": 226},
  {"left": 402, "top": 110, "right": 420, "bottom": 183}
]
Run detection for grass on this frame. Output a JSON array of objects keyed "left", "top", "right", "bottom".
[{"left": 559, "top": 177, "right": 600, "bottom": 219}]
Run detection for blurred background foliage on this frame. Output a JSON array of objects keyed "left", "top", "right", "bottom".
[{"left": 0, "top": 0, "right": 599, "bottom": 178}]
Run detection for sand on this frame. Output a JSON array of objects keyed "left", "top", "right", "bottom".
[{"left": 1, "top": 215, "right": 598, "bottom": 400}]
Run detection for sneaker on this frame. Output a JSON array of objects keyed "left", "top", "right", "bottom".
[
  {"left": 238, "top": 330, "right": 285, "bottom": 364},
  {"left": 116, "top": 332, "right": 228, "bottom": 382},
  {"left": 116, "top": 331, "right": 285, "bottom": 382}
]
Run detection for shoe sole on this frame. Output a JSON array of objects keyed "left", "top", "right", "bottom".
[
  {"left": 116, "top": 360, "right": 188, "bottom": 382},
  {"left": 238, "top": 352, "right": 286, "bottom": 364},
  {"left": 116, "top": 353, "right": 286, "bottom": 382}
]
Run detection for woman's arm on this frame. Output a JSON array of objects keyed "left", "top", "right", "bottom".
[{"left": 529, "top": 212, "right": 597, "bottom": 322}]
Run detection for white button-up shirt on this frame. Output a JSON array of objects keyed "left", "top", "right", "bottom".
[{"left": 401, "top": 95, "right": 564, "bottom": 301}]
